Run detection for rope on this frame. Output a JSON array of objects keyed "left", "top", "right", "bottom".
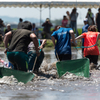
[{"left": 74, "top": 44, "right": 96, "bottom": 49}]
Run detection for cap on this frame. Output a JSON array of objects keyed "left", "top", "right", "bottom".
[
  {"left": 7, "top": 24, "right": 10, "bottom": 26},
  {"left": 84, "top": 18, "right": 88, "bottom": 22},
  {"left": 33, "top": 23, "right": 35, "bottom": 25}
]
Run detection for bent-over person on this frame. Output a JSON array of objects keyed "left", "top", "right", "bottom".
[
  {"left": 4, "top": 21, "right": 40, "bottom": 72},
  {"left": 51, "top": 26, "right": 76, "bottom": 61}
]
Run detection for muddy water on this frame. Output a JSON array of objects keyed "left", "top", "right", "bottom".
[{"left": 0, "top": 48, "right": 100, "bottom": 100}]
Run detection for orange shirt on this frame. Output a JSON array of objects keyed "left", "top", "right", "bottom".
[{"left": 82, "top": 31, "right": 99, "bottom": 56}]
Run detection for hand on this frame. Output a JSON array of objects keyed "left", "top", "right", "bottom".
[
  {"left": 36, "top": 51, "right": 40, "bottom": 57},
  {"left": 4, "top": 48, "right": 7, "bottom": 54},
  {"left": 38, "top": 45, "right": 43, "bottom": 50}
]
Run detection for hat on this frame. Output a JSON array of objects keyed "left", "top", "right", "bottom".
[
  {"left": 7, "top": 24, "right": 10, "bottom": 26},
  {"left": 84, "top": 18, "right": 88, "bottom": 22}
]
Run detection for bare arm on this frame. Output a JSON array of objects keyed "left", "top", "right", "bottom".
[
  {"left": 51, "top": 36, "right": 56, "bottom": 48},
  {"left": 38, "top": 39, "right": 47, "bottom": 49},
  {"left": 96, "top": 32, "right": 100, "bottom": 45},
  {"left": 69, "top": 30, "right": 77, "bottom": 46},
  {"left": 3, "top": 31, "right": 12, "bottom": 53},
  {"left": 75, "top": 35, "right": 83, "bottom": 40},
  {"left": 30, "top": 33, "right": 40, "bottom": 56}
]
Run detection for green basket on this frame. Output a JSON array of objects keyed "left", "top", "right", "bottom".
[
  {"left": 0, "top": 67, "right": 35, "bottom": 84},
  {"left": 56, "top": 58, "right": 90, "bottom": 78}
]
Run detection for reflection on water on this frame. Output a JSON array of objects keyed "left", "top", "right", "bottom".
[{"left": 0, "top": 48, "right": 100, "bottom": 100}]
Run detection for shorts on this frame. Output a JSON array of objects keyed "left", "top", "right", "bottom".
[{"left": 7, "top": 51, "right": 29, "bottom": 72}]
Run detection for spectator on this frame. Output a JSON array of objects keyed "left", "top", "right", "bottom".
[
  {"left": 17, "top": 18, "right": 23, "bottom": 29},
  {"left": 32, "top": 23, "right": 37, "bottom": 36},
  {"left": 5, "top": 24, "right": 12, "bottom": 34},
  {"left": 70, "top": 7, "right": 79, "bottom": 36},
  {"left": 42, "top": 18, "right": 53, "bottom": 39},
  {"left": 95, "top": 8, "right": 100, "bottom": 32},
  {"left": 0, "top": 19, "right": 6, "bottom": 38},
  {"left": 35, "top": 28, "right": 42, "bottom": 39},
  {"left": 82, "top": 18, "right": 89, "bottom": 55},
  {"left": 61, "top": 15, "right": 68, "bottom": 27},
  {"left": 86, "top": 8, "right": 95, "bottom": 26},
  {"left": 66, "top": 11, "right": 71, "bottom": 28}
]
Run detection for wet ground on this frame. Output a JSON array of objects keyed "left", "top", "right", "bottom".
[{"left": 0, "top": 47, "right": 100, "bottom": 100}]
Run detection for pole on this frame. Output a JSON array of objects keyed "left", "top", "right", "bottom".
[
  {"left": 40, "top": 4, "right": 42, "bottom": 26},
  {"left": 49, "top": 5, "right": 51, "bottom": 20}
]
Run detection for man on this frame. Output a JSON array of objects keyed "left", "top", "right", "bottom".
[
  {"left": 82, "top": 18, "right": 89, "bottom": 54},
  {"left": 51, "top": 26, "right": 76, "bottom": 61},
  {"left": 42, "top": 18, "right": 53, "bottom": 39},
  {"left": 95, "top": 8, "right": 100, "bottom": 32},
  {"left": 4, "top": 21, "right": 40, "bottom": 72},
  {"left": 5, "top": 24, "right": 12, "bottom": 34},
  {"left": 0, "top": 19, "right": 6, "bottom": 40},
  {"left": 86, "top": 8, "right": 95, "bottom": 26},
  {"left": 28, "top": 39, "right": 47, "bottom": 73},
  {"left": 70, "top": 7, "right": 79, "bottom": 36},
  {"left": 17, "top": 18, "right": 23, "bottom": 29}
]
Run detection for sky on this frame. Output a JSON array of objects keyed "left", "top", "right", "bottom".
[{"left": 0, "top": 7, "right": 98, "bottom": 25}]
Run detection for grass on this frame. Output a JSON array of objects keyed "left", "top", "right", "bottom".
[{"left": 1, "top": 28, "right": 99, "bottom": 48}]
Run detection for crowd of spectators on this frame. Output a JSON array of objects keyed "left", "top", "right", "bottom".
[{"left": 0, "top": 8, "right": 100, "bottom": 40}]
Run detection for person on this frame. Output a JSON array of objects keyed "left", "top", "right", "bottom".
[
  {"left": 17, "top": 18, "right": 23, "bottom": 29},
  {"left": 82, "top": 18, "right": 89, "bottom": 54},
  {"left": 27, "top": 39, "right": 47, "bottom": 73},
  {"left": 51, "top": 26, "right": 76, "bottom": 61},
  {"left": 3, "top": 21, "right": 40, "bottom": 72},
  {"left": 42, "top": 18, "right": 53, "bottom": 39},
  {"left": 95, "top": 8, "right": 100, "bottom": 32},
  {"left": 32, "top": 23, "right": 37, "bottom": 36},
  {"left": 66, "top": 11, "right": 71, "bottom": 28},
  {"left": 5, "top": 24, "right": 12, "bottom": 34},
  {"left": 4, "top": 24, "right": 14, "bottom": 68},
  {"left": 75, "top": 25, "right": 100, "bottom": 69},
  {"left": 61, "top": 15, "right": 68, "bottom": 27},
  {"left": 70, "top": 7, "right": 79, "bottom": 36},
  {"left": 86, "top": 8, "right": 95, "bottom": 26},
  {"left": 0, "top": 19, "right": 6, "bottom": 39},
  {"left": 35, "top": 28, "right": 42, "bottom": 39}
]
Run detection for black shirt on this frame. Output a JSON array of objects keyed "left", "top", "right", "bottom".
[{"left": 8, "top": 29, "right": 32, "bottom": 54}]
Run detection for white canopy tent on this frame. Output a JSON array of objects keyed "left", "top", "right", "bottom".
[
  {"left": 0, "top": 0, "right": 100, "bottom": 8},
  {"left": 0, "top": 0, "right": 100, "bottom": 25}
]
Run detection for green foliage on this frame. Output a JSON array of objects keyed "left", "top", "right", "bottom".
[
  {"left": 45, "top": 39, "right": 54, "bottom": 47},
  {"left": 0, "top": 41, "right": 4, "bottom": 47},
  {"left": 78, "top": 28, "right": 82, "bottom": 35}
]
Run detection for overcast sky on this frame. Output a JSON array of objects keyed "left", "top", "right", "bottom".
[{"left": 0, "top": 7, "right": 98, "bottom": 25}]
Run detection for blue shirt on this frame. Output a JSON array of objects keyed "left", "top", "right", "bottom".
[
  {"left": 82, "top": 24, "right": 89, "bottom": 45},
  {"left": 82, "top": 24, "right": 89, "bottom": 33},
  {"left": 51, "top": 27, "right": 72, "bottom": 55}
]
